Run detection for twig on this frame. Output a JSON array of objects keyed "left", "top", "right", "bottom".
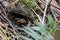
[
  {"left": 51, "top": 4, "right": 60, "bottom": 10},
  {"left": 34, "top": 0, "right": 44, "bottom": 13},
  {"left": 32, "top": 8, "right": 43, "bottom": 24},
  {"left": 40, "top": 0, "right": 60, "bottom": 10},
  {"left": 37, "top": 5, "right": 44, "bottom": 13},
  {"left": 11, "top": 0, "right": 19, "bottom": 6},
  {"left": 43, "top": 0, "right": 51, "bottom": 23}
]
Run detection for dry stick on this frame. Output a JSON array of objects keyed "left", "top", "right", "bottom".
[
  {"left": 0, "top": 16, "right": 7, "bottom": 23},
  {"left": 51, "top": 4, "right": 60, "bottom": 10},
  {"left": 1, "top": 12, "right": 18, "bottom": 36},
  {"left": 43, "top": 0, "right": 51, "bottom": 23},
  {"left": 31, "top": 0, "right": 44, "bottom": 24},
  {"left": 37, "top": 5, "right": 44, "bottom": 13},
  {"left": 0, "top": 4, "right": 6, "bottom": 16},
  {"left": 38, "top": 0, "right": 45, "bottom": 6},
  {"left": 34, "top": 0, "right": 44, "bottom": 13},
  {"left": 0, "top": 12, "right": 17, "bottom": 39},
  {"left": 8, "top": 20, "right": 22, "bottom": 38},
  {"left": 9, "top": 21, "right": 18, "bottom": 36},
  {"left": 0, "top": 10, "right": 15, "bottom": 39},
  {"left": 1, "top": 7, "right": 6, "bottom": 16},
  {"left": 0, "top": 2, "right": 21, "bottom": 38},
  {"left": 0, "top": 11, "right": 9, "bottom": 23},
  {"left": 0, "top": 12, "right": 9, "bottom": 23},
  {"left": 41, "top": 0, "right": 60, "bottom": 10},
  {"left": 39, "top": 0, "right": 60, "bottom": 22},
  {"left": 11, "top": 0, "right": 19, "bottom": 6},
  {"left": 0, "top": 25, "right": 8, "bottom": 40},
  {"left": 43, "top": 0, "right": 49, "bottom": 24},
  {"left": 38, "top": 0, "right": 52, "bottom": 24},
  {"left": 31, "top": 8, "right": 43, "bottom": 24}
]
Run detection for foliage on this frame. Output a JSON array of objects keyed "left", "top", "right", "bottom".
[
  {"left": 22, "top": 0, "right": 38, "bottom": 10},
  {"left": 21, "top": 15, "right": 56, "bottom": 40}
]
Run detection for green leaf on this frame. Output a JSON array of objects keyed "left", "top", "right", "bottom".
[
  {"left": 22, "top": 0, "right": 37, "bottom": 9},
  {"left": 21, "top": 36, "right": 32, "bottom": 40},
  {"left": 22, "top": 27, "right": 43, "bottom": 40},
  {"left": 32, "top": 23, "right": 50, "bottom": 34},
  {"left": 48, "top": 15, "right": 56, "bottom": 30}
]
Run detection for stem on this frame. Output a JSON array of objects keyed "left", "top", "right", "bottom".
[
  {"left": 32, "top": 8, "right": 43, "bottom": 24},
  {"left": 43, "top": 0, "right": 49, "bottom": 24}
]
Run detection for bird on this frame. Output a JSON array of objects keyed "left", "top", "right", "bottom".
[
  {"left": 8, "top": 3, "right": 35, "bottom": 26},
  {"left": 9, "top": 15, "right": 27, "bottom": 25},
  {"left": 8, "top": 7, "right": 34, "bottom": 24},
  {"left": 14, "top": 18, "right": 27, "bottom": 25}
]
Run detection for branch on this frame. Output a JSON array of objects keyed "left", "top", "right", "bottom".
[{"left": 43, "top": 0, "right": 50, "bottom": 23}]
